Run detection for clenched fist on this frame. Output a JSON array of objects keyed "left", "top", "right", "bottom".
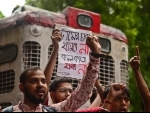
[
  {"left": 51, "top": 29, "right": 62, "bottom": 48},
  {"left": 86, "top": 35, "right": 101, "bottom": 54}
]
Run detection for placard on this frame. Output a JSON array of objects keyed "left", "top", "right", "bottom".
[{"left": 56, "top": 26, "right": 92, "bottom": 79}]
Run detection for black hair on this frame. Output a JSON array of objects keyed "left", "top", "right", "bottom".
[
  {"left": 20, "top": 66, "right": 41, "bottom": 84},
  {"left": 103, "top": 85, "right": 130, "bottom": 99},
  {"left": 49, "top": 76, "right": 72, "bottom": 92}
]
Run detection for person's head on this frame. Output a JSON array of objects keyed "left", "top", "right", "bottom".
[
  {"left": 49, "top": 76, "right": 73, "bottom": 103},
  {"left": 19, "top": 67, "right": 48, "bottom": 104},
  {"left": 103, "top": 85, "right": 130, "bottom": 112}
]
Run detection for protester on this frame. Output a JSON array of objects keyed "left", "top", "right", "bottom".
[
  {"left": 44, "top": 34, "right": 102, "bottom": 112},
  {"left": 2, "top": 67, "right": 57, "bottom": 112},
  {"left": 1, "top": 29, "right": 61, "bottom": 112},
  {"left": 76, "top": 83, "right": 128, "bottom": 112},
  {"left": 49, "top": 76, "right": 73, "bottom": 103},
  {"left": 102, "top": 83, "right": 130, "bottom": 112},
  {"left": 129, "top": 46, "right": 150, "bottom": 112},
  {"left": 2, "top": 30, "right": 102, "bottom": 112}
]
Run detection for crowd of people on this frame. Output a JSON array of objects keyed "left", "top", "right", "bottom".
[{"left": 0, "top": 29, "right": 149, "bottom": 112}]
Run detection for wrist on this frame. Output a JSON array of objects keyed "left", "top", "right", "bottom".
[
  {"left": 91, "top": 48, "right": 101, "bottom": 54},
  {"left": 52, "top": 44, "right": 59, "bottom": 49},
  {"left": 90, "top": 52, "right": 103, "bottom": 58},
  {"left": 53, "top": 46, "right": 59, "bottom": 50},
  {"left": 133, "top": 69, "right": 140, "bottom": 73},
  {"left": 104, "top": 99, "right": 113, "bottom": 111},
  {"left": 95, "top": 84, "right": 103, "bottom": 91},
  {"left": 106, "top": 94, "right": 114, "bottom": 102},
  {"left": 89, "top": 54, "right": 100, "bottom": 62},
  {"left": 104, "top": 99, "right": 112, "bottom": 105}
]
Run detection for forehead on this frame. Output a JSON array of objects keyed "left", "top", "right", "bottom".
[
  {"left": 26, "top": 70, "right": 45, "bottom": 79},
  {"left": 57, "top": 82, "right": 72, "bottom": 89},
  {"left": 117, "top": 92, "right": 129, "bottom": 98}
]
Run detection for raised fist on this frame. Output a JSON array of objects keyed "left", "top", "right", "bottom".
[
  {"left": 108, "top": 83, "right": 126, "bottom": 99},
  {"left": 86, "top": 35, "right": 101, "bottom": 54},
  {"left": 51, "top": 29, "right": 62, "bottom": 48}
]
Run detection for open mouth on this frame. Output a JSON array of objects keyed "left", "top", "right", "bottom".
[{"left": 36, "top": 89, "right": 45, "bottom": 96}]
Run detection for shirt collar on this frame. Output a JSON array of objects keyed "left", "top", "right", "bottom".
[{"left": 18, "top": 101, "right": 43, "bottom": 112}]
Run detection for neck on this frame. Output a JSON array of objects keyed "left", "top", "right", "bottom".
[{"left": 23, "top": 99, "right": 39, "bottom": 111}]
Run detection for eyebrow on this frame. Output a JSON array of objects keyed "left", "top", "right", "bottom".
[
  {"left": 29, "top": 77, "right": 46, "bottom": 80},
  {"left": 58, "top": 87, "right": 73, "bottom": 90}
]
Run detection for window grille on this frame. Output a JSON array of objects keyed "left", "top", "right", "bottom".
[
  {"left": 120, "top": 60, "right": 128, "bottom": 85},
  {"left": 99, "top": 56, "right": 115, "bottom": 86},
  {"left": 22, "top": 41, "right": 41, "bottom": 69},
  {"left": 0, "top": 70, "right": 15, "bottom": 94}
]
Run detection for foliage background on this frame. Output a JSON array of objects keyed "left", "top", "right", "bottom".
[
  {"left": 1, "top": 0, "right": 150, "bottom": 111},
  {"left": 0, "top": 11, "right": 4, "bottom": 18}
]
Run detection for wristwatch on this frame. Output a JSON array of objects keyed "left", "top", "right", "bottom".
[{"left": 90, "top": 52, "right": 104, "bottom": 58}]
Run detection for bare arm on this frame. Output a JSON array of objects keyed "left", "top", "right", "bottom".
[
  {"left": 44, "top": 29, "right": 61, "bottom": 85},
  {"left": 89, "top": 79, "right": 104, "bottom": 108},
  {"left": 43, "top": 29, "right": 61, "bottom": 105},
  {"left": 129, "top": 46, "right": 150, "bottom": 112},
  {"left": 44, "top": 48, "right": 58, "bottom": 85},
  {"left": 95, "top": 78, "right": 104, "bottom": 103},
  {"left": 89, "top": 94, "right": 101, "bottom": 108}
]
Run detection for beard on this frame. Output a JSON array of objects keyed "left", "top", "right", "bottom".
[{"left": 24, "top": 88, "right": 48, "bottom": 104}]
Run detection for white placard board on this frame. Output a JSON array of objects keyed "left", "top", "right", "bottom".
[{"left": 55, "top": 25, "right": 92, "bottom": 79}]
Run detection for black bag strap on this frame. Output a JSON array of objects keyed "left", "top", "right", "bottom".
[
  {"left": 1, "top": 105, "right": 13, "bottom": 112},
  {"left": 42, "top": 105, "right": 57, "bottom": 112}
]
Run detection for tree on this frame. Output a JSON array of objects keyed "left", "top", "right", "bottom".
[{"left": 0, "top": 11, "right": 4, "bottom": 19}]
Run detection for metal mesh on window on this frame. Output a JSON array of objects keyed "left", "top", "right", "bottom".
[
  {"left": 48, "top": 45, "right": 115, "bottom": 89},
  {"left": 22, "top": 41, "right": 41, "bottom": 69},
  {"left": 99, "top": 56, "right": 115, "bottom": 86},
  {"left": 0, "top": 70, "right": 15, "bottom": 94},
  {"left": 120, "top": 60, "right": 128, "bottom": 85}
]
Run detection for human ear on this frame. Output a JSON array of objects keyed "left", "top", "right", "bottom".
[{"left": 19, "top": 83, "right": 24, "bottom": 92}]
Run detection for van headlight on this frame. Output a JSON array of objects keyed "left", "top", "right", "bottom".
[
  {"left": 77, "top": 14, "right": 92, "bottom": 28},
  {"left": 99, "top": 37, "right": 111, "bottom": 53}
]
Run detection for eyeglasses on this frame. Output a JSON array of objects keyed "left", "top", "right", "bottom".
[{"left": 57, "top": 88, "right": 73, "bottom": 93}]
